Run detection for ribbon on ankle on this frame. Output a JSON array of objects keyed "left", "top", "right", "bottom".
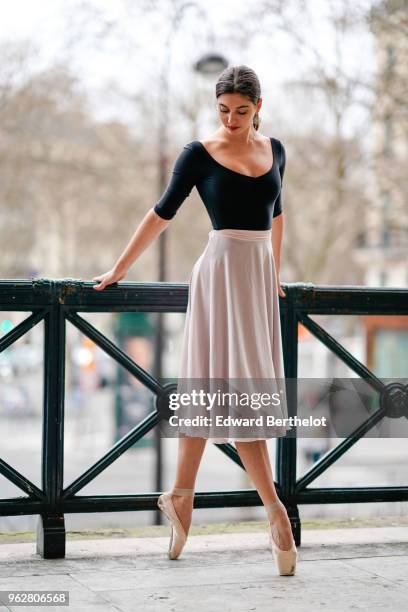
[{"left": 171, "top": 487, "right": 195, "bottom": 496}]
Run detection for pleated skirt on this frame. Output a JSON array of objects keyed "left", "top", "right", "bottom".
[{"left": 175, "top": 228, "right": 291, "bottom": 443}]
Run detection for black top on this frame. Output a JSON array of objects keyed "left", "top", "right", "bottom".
[{"left": 153, "top": 137, "right": 286, "bottom": 230}]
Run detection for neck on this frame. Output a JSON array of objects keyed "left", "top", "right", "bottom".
[{"left": 219, "top": 125, "right": 258, "bottom": 146}]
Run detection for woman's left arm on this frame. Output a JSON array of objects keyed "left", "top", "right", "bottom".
[
  {"left": 272, "top": 214, "right": 286, "bottom": 297},
  {"left": 272, "top": 139, "right": 286, "bottom": 298}
]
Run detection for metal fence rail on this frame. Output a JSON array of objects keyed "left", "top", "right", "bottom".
[{"left": 0, "top": 279, "right": 407, "bottom": 558}]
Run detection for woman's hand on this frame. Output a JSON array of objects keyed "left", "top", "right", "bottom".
[
  {"left": 92, "top": 266, "right": 127, "bottom": 291},
  {"left": 277, "top": 274, "right": 286, "bottom": 298}
]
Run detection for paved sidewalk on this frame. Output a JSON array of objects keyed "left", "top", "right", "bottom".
[{"left": 0, "top": 527, "right": 407, "bottom": 611}]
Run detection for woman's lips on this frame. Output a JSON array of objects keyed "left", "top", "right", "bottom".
[{"left": 227, "top": 126, "right": 239, "bottom": 130}]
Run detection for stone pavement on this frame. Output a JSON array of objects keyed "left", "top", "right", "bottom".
[{"left": 0, "top": 526, "right": 407, "bottom": 611}]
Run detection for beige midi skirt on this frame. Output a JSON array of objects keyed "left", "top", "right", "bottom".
[{"left": 174, "top": 228, "right": 292, "bottom": 443}]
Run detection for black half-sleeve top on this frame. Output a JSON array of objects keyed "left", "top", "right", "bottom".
[{"left": 153, "top": 137, "right": 286, "bottom": 230}]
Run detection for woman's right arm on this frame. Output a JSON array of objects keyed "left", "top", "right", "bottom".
[
  {"left": 92, "top": 143, "right": 199, "bottom": 291},
  {"left": 92, "top": 208, "right": 169, "bottom": 290}
]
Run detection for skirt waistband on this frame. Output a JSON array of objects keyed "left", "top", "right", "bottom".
[{"left": 209, "top": 228, "right": 272, "bottom": 242}]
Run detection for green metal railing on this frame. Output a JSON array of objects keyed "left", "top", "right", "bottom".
[{"left": 0, "top": 279, "right": 407, "bottom": 558}]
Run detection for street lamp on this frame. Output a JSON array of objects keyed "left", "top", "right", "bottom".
[{"left": 193, "top": 53, "right": 228, "bottom": 75}]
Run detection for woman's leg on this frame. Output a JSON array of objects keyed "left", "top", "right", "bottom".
[
  {"left": 171, "top": 436, "right": 207, "bottom": 534},
  {"left": 235, "top": 440, "right": 293, "bottom": 550}
]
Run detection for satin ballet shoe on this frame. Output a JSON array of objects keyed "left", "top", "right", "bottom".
[
  {"left": 265, "top": 499, "right": 298, "bottom": 576},
  {"left": 157, "top": 487, "right": 195, "bottom": 560}
]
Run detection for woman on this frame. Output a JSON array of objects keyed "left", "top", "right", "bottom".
[{"left": 92, "top": 65, "right": 298, "bottom": 576}]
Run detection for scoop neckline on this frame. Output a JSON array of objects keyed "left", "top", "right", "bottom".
[{"left": 196, "top": 137, "right": 275, "bottom": 179}]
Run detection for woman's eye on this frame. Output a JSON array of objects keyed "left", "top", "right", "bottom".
[{"left": 220, "top": 110, "right": 247, "bottom": 115}]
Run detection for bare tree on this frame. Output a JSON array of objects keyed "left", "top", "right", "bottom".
[
  {"left": 222, "top": 0, "right": 406, "bottom": 283},
  {"left": 0, "top": 43, "right": 159, "bottom": 279}
]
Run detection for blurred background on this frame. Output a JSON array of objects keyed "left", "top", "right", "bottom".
[{"left": 0, "top": 0, "right": 407, "bottom": 532}]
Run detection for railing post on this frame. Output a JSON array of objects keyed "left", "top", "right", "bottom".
[
  {"left": 277, "top": 284, "right": 301, "bottom": 546},
  {"left": 36, "top": 282, "right": 66, "bottom": 558}
]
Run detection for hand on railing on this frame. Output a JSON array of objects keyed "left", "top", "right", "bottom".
[
  {"left": 277, "top": 274, "right": 286, "bottom": 298},
  {"left": 92, "top": 266, "right": 127, "bottom": 291}
]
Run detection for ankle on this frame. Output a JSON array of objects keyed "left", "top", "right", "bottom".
[
  {"left": 265, "top": 498, "right": 284, "bottom": 511},
  {"left": 265, "top": 499, "right": 285, "bottom": 520},
  {"left": 171, "top": 487, "right": 195, "bottom": 497}
]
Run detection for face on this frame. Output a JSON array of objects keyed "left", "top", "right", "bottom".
[{"left": 216, "top": 92, "right": 262, "bottom": 133}]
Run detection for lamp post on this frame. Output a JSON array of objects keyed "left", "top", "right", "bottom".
[
  {"left": 194, "top": 53, "right": 229, "bottom": 75},
  {"left": 153, "top": 4, "right": 228, "bottom": 524}
]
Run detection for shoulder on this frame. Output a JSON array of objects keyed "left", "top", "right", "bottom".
[
  {"left": 175, "top": 140, "right": 204, "bottom": 163},
  {"left": 271, "top": 136, "right": 285, "bottom": 151},
  {"left": 170, "top": 141, "right": 204, "bottom": 178},
  {"left": 183, "top": 140, "right": 202, "bottom": 153},
  {"left": 173, "top": 141, "right": 201, "bottom": 165},
  {"left": 181, "top": 140, "right": 208, "bottom": 168},
  {"left": 271, "top": 137, "right": 286, "bottom": 167}
]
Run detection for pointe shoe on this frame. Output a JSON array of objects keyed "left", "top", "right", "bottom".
[
  {"left": 265, "top": 499, "right": 298, "bottom": 576},
  {"left": 157, "top": 487, "right": 195, "bottom": 560}
]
